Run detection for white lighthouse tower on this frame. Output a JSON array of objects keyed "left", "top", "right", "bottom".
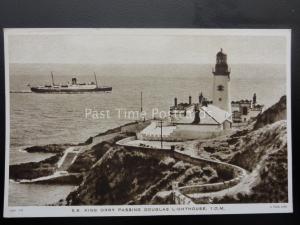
[{"left": 212, "top": 48, "right": 231, "bottom": 113}]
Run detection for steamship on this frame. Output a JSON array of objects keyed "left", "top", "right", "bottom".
[{"left": 30, "top": 72, "right": 112, "bottom": 93}]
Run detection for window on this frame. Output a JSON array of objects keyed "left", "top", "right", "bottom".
[
  {"left": 217, "top": 85, "right": 224, "bottom": 91},
  {"left": 242, "top": 107, "right": 248, "bottom": 115}
]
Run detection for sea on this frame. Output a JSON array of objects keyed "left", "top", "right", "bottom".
[{"left": 8, "top": 63, "right": 287, "bottom": 206}]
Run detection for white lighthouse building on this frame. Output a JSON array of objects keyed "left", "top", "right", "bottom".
[
  {"left": 136, "top": 49, "right": 234, "bottom": 142},
  {"left": 212, "top": 49, "right": 231, "bottom": 113}
]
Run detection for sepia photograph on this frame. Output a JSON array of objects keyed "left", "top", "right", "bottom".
[{"left": 3, "top": 28, "right": 292, "bottom": 217}]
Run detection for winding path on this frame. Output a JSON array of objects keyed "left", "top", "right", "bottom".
[{"left": 116, "top": 136, "right": 248, "bottom": 204}]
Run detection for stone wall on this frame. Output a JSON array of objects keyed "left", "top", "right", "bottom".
[
  {"left": 116, "top": 136, "right": 247, "bottom": 204},
  {"left": 138, "top": 124, "right": 228, "bottom": 142},
  {"left": 120, "top": 121, "right": 151, "bottom": 133},
  {"left": 172, "top": 150, "right": 246, "bottom": 198},
  {"left": 172, "top": 125, "right": 226, "bottom": 140},
  {"left": 173, "top": 191, "right": 195, "bottom": 205},
  {"left": 116, "top": 136, "right": 171, "bottom": 160}
]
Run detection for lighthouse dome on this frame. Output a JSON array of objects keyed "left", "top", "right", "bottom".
[{"left": 213, "top": 48, "right": 230, "bottom": 75}]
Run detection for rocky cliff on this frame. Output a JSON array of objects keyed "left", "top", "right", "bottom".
[
  {"left": 224, "top": 120, "right": 288, "bottom": 203},
  {"left": 66, "top": 147, "right": 220, "bottom": 205},
  {"left": 65, "top": 95, "right": 289, "bottom": 204},
  {"left": 254, "top": 95, "right": 286, "bottom": 130},
  {"left": 10, "top": 153, "right": 63, "bottom": 180},
  {"left": 189, "top": 96, "right": 289, "bottom": 203}
]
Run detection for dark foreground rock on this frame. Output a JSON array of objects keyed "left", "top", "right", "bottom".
[{"left": 66, "top": 148, "right": 220, "bottom": 205}]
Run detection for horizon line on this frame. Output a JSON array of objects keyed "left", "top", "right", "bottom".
[{"left": 9, "top": 62, "right": 286, "bottom": 66}]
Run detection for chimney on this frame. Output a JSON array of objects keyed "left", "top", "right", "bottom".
[
  {"left": 72, "top": 78, "right": 77, "bottom": 85},
  {"left": 189, "top": 96, "right": 192, "bottom": 105},
  {"left": 199, "top": 92, "right": 203, "bottom": 104},
  {"left": 202, "top": 98, "right": 208, "bottom": 107},
  {"left": 253, "top": 93, "right": 257, "bottom": 106},
  {"left": 174, "top": 97, "right": 177, "bottom": 107}
]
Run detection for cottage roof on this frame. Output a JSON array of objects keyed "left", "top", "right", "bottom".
[
  {"left": 172, "top": 104, "right": 231, "bottom": 125},
  {"left": 201, "top": 105, "right": 232, "bottom": 124}
]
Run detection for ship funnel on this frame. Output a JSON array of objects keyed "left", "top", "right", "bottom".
[
  {"left": 189, "top": 96, "right": 192, "bottom": 105},
  {"left": 174, "top": 97, "right": 177, "bottom": 107},
  {"left": 72, "top": 78, "right": 77, "bottom": 85},
  {"left": 51, "top": 72, "right": 55, "bottom": 86}
]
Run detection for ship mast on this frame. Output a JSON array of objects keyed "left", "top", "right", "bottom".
[
  {"left": 94, "top": 72, "right": 99, "bottom": 88},
  {"left": 140, "top": 91, "right": 143, "bottom": 112},
  {"left": 51, "top": 71, "right": 55, "bottom": 86}
]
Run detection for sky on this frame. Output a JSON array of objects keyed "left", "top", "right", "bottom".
[{"left": 6, "top": 29, "right": 289, "bottom": 65}]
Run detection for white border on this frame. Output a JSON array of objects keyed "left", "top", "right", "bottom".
[{"left": 3, "top": 28, "right": 293, "bottom": 217}]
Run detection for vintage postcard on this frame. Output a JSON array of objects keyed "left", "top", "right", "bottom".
[{"left": 3, "top": 28, "right": 292, "bottom": 217}]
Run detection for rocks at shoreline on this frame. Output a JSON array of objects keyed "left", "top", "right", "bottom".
[
  {"left": 9, "top": 121, "right": 150, "bottom": 186},
  {"left": 24, "top": 144, "right": 71, "bottom": 153},
  {"left": 10, "top": 153, "right": 63, "bottom": 180}
]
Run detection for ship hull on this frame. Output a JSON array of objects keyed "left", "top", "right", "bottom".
[{"left": 31, "top": 86, "right": 112, "bottom": 93}]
